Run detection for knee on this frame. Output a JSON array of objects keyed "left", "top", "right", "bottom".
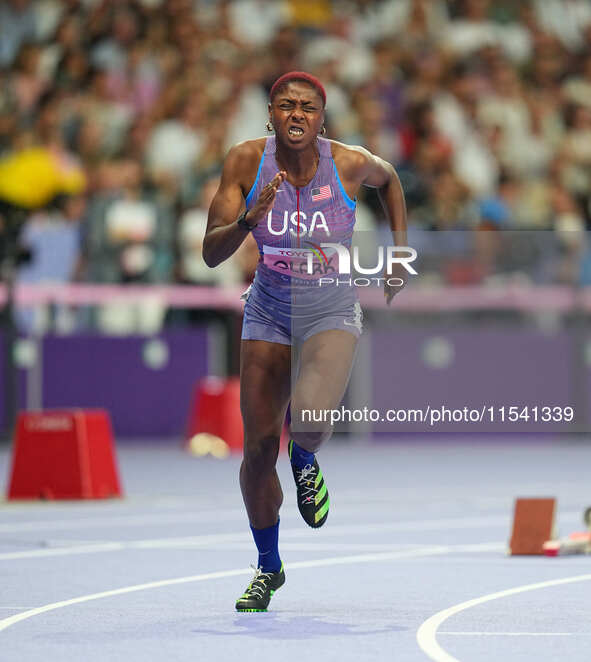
[
  {"left": 290, "top": 428, "right": 330, "bottom": 453},
  {"left": 290, "top": 399, "right": 332, "bottom": 451},
  {"left": 243, "top": 433, "right": 280, "bottom": 473}
]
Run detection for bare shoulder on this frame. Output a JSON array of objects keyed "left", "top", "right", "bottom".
[
  {"left": 329, "top": 139, "right": 394, "bottom": 189},
  {"left": 227, "top": 137, "right": 266, "bottom": 162},
  {"left": 329, "top": 139, "right": 373, "bottom": 177},
  {"left": 222, "top": 138, "right": 267, "bottom": 193}
]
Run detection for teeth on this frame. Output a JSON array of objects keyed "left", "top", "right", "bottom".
[{"left": 289, "top": 127, "right": 304, "bottom": 135}]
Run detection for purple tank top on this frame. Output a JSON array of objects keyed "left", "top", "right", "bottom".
[{"left": 245, "top": 136, "right": 356, "bottom": 304}]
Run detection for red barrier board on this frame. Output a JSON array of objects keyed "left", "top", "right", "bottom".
[{"left": 7, "top": 410, "right": 123, "bottom": 500}]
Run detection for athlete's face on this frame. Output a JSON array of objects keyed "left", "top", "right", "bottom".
[{"left": 269, "top": 81, "right": 325, "bottom": 150}]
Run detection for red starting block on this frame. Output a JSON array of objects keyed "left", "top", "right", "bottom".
[
  {"left": 7, "top": 409, "right": 123, "bottom": 500},
  {"left": 543, "top": 506, "right": 591, "bottom": 556},
  {"left": 509, "top": 497, "right": 557, "bottom": 555}
]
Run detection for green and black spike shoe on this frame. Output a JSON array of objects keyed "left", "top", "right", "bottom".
[
  {"left": 235, "top": 564, "right": 285, "bottom": 612},
  {"left": 288, "top": 440, "right": 330, "bottom": 528}
]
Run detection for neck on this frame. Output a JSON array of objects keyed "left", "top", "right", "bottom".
[{"left": 275, "top": 138, "right": 319, "bottom": 178}]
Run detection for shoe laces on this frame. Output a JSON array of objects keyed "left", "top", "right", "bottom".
[
  {"left": 296, "top": 463, "right": 318, "bottom": 503},
  {"left": 243, "top": 565, "right": 274, "bottom": 599}
]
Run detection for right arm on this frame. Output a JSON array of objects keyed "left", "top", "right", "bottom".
[{"left": 202, "top": 143, "right": 285, "bottom": 268}]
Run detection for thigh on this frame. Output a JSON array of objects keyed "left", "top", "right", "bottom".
[
  {"left": 240, "top": 339, "right": 292, "bottom": 440},
  {"left": 291, "top": 329, "right": 358, "bottom": 416}
]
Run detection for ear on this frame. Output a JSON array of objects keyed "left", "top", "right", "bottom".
[{"left": 319, "top": 108, "right": 326, "bottom": 128}]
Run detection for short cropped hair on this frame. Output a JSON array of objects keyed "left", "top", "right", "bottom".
[{"left": 269, "top": 71, "right": 326, "bottom": 107}]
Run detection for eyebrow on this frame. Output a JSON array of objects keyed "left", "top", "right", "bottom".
[{"left": 277, "top": 97, "right": 317, "bottom": 105}]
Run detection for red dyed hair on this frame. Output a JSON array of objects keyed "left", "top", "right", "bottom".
[{"left": 269, "top": 71, "right": 326, "bottom": 107}]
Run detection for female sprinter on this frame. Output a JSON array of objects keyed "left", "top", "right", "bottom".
[{"left": 203, "top": 71, "right": 407, "bottom": 612}]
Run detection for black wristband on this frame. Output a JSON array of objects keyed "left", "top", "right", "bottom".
[{"left": 237, "top": 210, "right": 256, "bottom": 231}]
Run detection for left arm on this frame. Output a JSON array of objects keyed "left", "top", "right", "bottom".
[
  {"left": 360, "top": 150, "right": 408, "bottom": 250},
  {"left": 343, "top": 146, "right": 408, "bottom": 303}
]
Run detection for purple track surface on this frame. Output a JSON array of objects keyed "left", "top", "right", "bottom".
[{"left": 1, "top": 439, "right": 590, "bottom": 662}]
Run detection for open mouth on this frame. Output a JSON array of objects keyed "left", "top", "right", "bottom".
[{"left": 288, "top": 126, "right": 304, "bottom": 137}]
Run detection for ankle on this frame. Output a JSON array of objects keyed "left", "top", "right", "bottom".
[
  {"left": 250, "top": 519, "right": 281, "bottom": 573},
  {"left": 289, "top": 440, "right": 315, "bottom": 469}
]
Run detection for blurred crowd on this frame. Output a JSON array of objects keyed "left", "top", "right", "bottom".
[{"left": 2, "top": 0, "right": 591, "bottom": 305}]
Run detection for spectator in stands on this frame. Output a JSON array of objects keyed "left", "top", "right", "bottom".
[
  {"left": 16, "top": 195, "right": 85, "bottom": 333},
  {"left": 178, "top": 175, "right": 249, "bottom": 288},
  {"left": 433, "top": 61, "right": 498, "bottom": 195},
  {"left": 145, "top": 94, "right": 206, "bottom": 199},
  {"left": 563, "top": 51, "right": 591, "bottom": 111},
  {"left": 559, "top": 104, "right": 591, "bottom": 199},
  {"left": 84, "top": 159, "right": 173, "bottom": 284},
  {"left": 0, "top": 0, "right": 36, "bottom": 68}
]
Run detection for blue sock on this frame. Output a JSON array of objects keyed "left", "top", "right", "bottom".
[
  {"left": 289, "top": 440, "right": 315, "bottom": 469},
  {"left": 250, "top": 519, "right": 281, "bottom": 573}
]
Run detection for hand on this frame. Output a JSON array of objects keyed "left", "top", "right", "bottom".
[
  {"left": 384, "top": 263, "right": 408, "bottom": 305},
  {"left": 246, "top": 171, "right": 286, "bottom": 226}
]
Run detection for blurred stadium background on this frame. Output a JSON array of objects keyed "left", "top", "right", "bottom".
[{"left": 1, "top": 0, "right": 591, "bottom": 441}]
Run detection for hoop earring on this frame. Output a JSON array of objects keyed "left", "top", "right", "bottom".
[
  {"left": 266, "top": 121, "right": 274, "bottom": 132},
  {"left": 319, "top": 126, "right": 326, "bottom": 135}
]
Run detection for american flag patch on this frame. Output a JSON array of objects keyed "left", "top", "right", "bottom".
[{"left": 311, "top": 185, "right": 332, "bottom": 202}]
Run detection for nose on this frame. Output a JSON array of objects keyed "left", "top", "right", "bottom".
[{"left": 291, "top": 106, "right": 305, "bottom": 121}]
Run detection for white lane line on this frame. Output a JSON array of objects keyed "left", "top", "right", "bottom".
[
  {"left": 0, "top": 506, "right": 580, "bottom": 535},
  {"left": 201, "top": 543, "right": 504, "bottom": 555},
  {"left": 0, "top": 543, "right": 131, "bottom": 560},
  {"left": 0, "top": 545, "right": 476, "bottom": 634},
  {"left": 417, "top": 573, "right": 591, "bottom": 662},
  {"left": 439, "top": 632, "right": 591, "bottom": 637},
  {"left": 2, "top": 512, "right": 513, "bottom": 542},
  {"left": 0, "top": 509, "right": 246, "bottom": 533},
  {"left": 0, "top": 524, "right": 505, "bottom": 562},
  {"left": 0, "top": 532, "right": 253, "bottom": 560},
  {"left": 0, "top": 513, "right": 468, "bottom": 535},
  {"left": 42, "top": 540, "right": 421, "bottom": 551}
]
